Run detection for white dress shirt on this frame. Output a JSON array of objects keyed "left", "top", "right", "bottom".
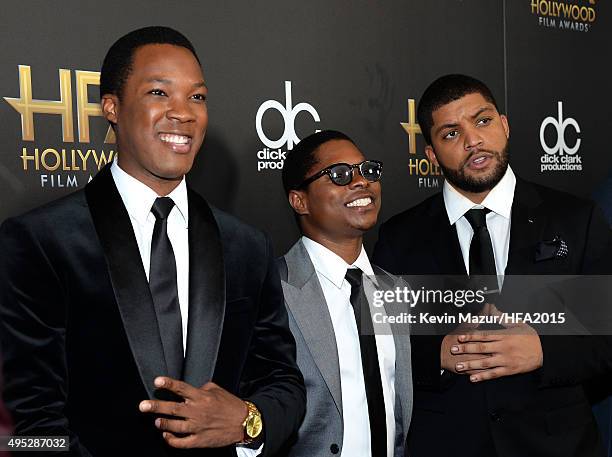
[
  {"left": 111, "top": 160, "right": 259, "bottom": 457},
  {"left": 443, "top": 166, "right": 517, "bottom": 278},
  {"left": 111, "top": 160, "right": 190, "bottom": 352},
  {"left": 302, "top": 236, "right": 397, "bottom": 457}
]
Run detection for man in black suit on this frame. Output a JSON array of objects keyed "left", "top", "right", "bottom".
[
  {"left": 0, "top": 358, "right": 11, "bottom": 438},
  {"left": 0, "top": 27, "right": 304, "bottom": 456},
  {"left": 374, "top": 74, "right": 612, "bottom": 457}
]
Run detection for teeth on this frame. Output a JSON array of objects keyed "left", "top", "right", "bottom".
[
  {"left": 159, "top": 133, "right": 190, "bottom": 144},
  {"left": 473, "top": 156, "right": 486, "bottom": 163},
  {"left": 346, "top": 197, "right": 372, "bottom": 208}
]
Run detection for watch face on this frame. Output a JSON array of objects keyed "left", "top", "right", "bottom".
[{"left": 246, "top": 414, "right": 263, "bottom": 438}]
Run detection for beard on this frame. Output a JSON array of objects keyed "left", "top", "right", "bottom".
[{"left": 437, "top": 143, "right": 509, "bottom": 194}]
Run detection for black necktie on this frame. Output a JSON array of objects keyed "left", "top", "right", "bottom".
[
  {"left": 150, "top": 197, "right": 183, "bottom": 380},
  {"left": 345, "top": 268, "right": 387, "bottom": 457},
  {"left": 465, "top": 208, "right": 497, "bottom": 276},
  {"left": 465, "top": 208, "right": 499, "bottom": 300}
]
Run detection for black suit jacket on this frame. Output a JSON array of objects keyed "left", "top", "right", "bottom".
[
  {"left": 374, "top": 178, "right": 612, "bottom": 457},
  {"left": 0, "top": 165, "right": 305, "bottom": 457}
]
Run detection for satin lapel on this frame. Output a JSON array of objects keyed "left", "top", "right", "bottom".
[
  {"left": 283, "top": 241, "right": 343, "bottom": 415},
  {"left": 506, "top": 180, "right": 544, "bottom": 275},
  {"left": 85, "top": 165, "right": 166, "bottom": 399},
  {"left": 428, "top": 196, "right": 466, "bottom": 275},
  {"left": 182, "top": 189, "right": 226, "bottom": 387}
]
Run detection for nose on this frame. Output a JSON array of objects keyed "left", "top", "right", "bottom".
[
  {"left": 463, "top": 126, "right": 483, "bottom": 151},
  {"left": 348, "top": 168, "right": 369, "bottom": 189},
  {"left": 166, "top": 97, "right": 196, "bottom": 123}
]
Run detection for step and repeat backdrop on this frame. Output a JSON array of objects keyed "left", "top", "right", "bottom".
[{"left": 0, "top": 0, "right": 608, "bottom": 255}]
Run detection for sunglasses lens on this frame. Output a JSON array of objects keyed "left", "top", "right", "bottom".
[
  {"left": 329, "top": 165, "right": 353, "bottom": 185},
  {"left": 361, "top": 161, "right": 382, "bottom": 182}
]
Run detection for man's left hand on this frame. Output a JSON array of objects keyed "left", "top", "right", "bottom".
[
  {"left": 451, "top": 314, "right": 543, "bottom": 382},
  {"left": 139, "top": 377, "right": 248, "bottom": 448}
]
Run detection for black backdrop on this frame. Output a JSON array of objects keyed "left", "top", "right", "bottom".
[{"left": 1, "top": 0, "right": 608, "bottom": 255}]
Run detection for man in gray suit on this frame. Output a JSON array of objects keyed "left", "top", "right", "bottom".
[{"left": 278, "top": 130, "right": 412, "bottom": 457}]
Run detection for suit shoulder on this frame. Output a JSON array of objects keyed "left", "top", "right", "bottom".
[
  {"left": 1, "top": 190, "right": 87, "bottom": 235},
  {"left": 210, "top": 206, "right": 269, "bottom": 251},
  {"left": 379, "top": 192, "right": 442, "bottom": 234},
  {"left": 522, "top": 179, "right": 596, "bottom": 213}
]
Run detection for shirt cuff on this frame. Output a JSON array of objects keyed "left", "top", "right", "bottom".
[{"left": 236, "top": 442, "right": 264, "bottom": 457}]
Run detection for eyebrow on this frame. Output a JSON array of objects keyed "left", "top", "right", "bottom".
[
  {"left": 145, "top": 78, "right": 208, "bottom": 89},
  {"left": 433, "top": 106, "right": 495, "bottom": 136}
]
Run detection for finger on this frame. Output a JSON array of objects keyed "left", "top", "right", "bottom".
[
  {"left": 458, "top": 330, "right": 503, "bottom": 343},
  {"left": 201, "top": 381, "right": 220, "bottom": 391},
  {"left": 155, "top": 417, "right": 193, "bottom": 434},
  {"left": 139, "top": 399, "right": 185, "bottom": 417},
  {"left": 451, "top": 341, "right": 494, "bottom": 355},
  {"left": 456, "top": 355, "right": 503, "bottom": 372},
  {"left": 163, "top": 432, "right": 198, "bottom": 449},
  {"left": 469, "top": 367, "right": 509, "bottom": 383},
  {"left": 155, "top": 377, "right": 198, "bottom": 400}
]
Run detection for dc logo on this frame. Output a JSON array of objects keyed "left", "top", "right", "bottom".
[
  {"left": 539, "top": 101, "right": 581, "bottom": 155},
  {"left": 255, "top": 81, "right": 320, "bottom": 151}
]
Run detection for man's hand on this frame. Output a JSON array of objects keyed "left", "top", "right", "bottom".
[
  {"left": 441, "top": 306, "right": 491, "bottom": 373},
  {"left": 139, "top": 377, "right": 249, "bottom": 449},
  {"left": 440, "top": 333, "right": 493, "bottom": 373},
  {"left": 451, "top": 321, "right": 543, "bottom": 382}
]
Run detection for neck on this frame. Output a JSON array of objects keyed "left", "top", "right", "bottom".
[
  {"left": 117, "top": 160, "right": 183, "bottom": 196},
  {"left": 446, "top": 180, "right": 491, "bottom": 204},
  {"left": 456, "top": 188, "right": 490, "bottom": 204},
  {"left": 303, "top": 231, "right": 363, "bottom": 264}
]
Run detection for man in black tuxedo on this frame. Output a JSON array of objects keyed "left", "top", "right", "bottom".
[
  {"left": 0, "top": 359, "right": 11, "bottom": 438},
  {"left": 374, "top": 74, "right": 612, "bottom": 457},
  {"left": 0, "top": 27, "right": 304, "bottom": 457}
]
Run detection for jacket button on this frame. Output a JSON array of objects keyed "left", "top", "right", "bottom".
[
  {"left": 330, "top": 443, "right": 340, "bottom": 454},
  {"left": 490, "top": 411, "right": 501, "bottom": 422}
]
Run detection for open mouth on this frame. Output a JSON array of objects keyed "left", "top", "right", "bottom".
[
  {"left": 346, "top": 197, "right": 373, "bottom": 208},
  {"left": 159, "top": 133, "right": 192, "bottom": 152},
  {"left": 466, "top": 153, "right": 493, "bottom": 170}
]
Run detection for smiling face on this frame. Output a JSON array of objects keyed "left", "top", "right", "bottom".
[
  {"left": 102, "top": 43, "right": 208, "bottom": 195},
  {"left": 289, "top": 139, "right": 381, "bottom": 243},
  {"left": 425, "top": 92, "right": 510, "bottom": 202}
]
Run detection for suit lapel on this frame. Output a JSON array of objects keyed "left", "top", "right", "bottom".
[
  {"left": 182, "top": 189, "right": 226, "bottom": 387},
  {"left": 282, "top": 241, "right": 343, "bottom": 415},
  {"left": 506, "top": 179, "right": 544, "bottom": 275},
  {"left": 85, "top": 165, "right": 167, "bottom": 399},
  {"left": 428, "top": 195, "right": 466, "bottom": 275}
]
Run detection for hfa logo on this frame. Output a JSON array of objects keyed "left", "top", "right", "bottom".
[
  {"left": 539, "top": 101, "right": 582, "bottom": 173},
  {"left": 254, "top": 81, "right": 320, "bottom": 171},
  {"left": 400, "top": 98, "right": 440, "bottom": 188},
  {"left": 3, "top": 65, "right": 116, "bottom": 188}
]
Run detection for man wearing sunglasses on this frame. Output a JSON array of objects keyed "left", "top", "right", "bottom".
[{"left": 278, "top": 130, "right": 412, "bottom": 457}]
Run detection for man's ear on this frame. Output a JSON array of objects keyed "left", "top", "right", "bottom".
[
  {"left": 288, "top": 190, "right": 309, "bottom": 216},
  {"left": 500, "top": 114, "right": 510, "bottom": 139},
  {"left": 425, "top": 145, "right": 439, "bottom": 167},
  {"left": 102, "top": 94, "right": 119, "bottom": 125}
]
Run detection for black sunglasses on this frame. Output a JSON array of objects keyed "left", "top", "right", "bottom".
[{"left": 298, "top": 160, "right": 383, "bottom": 188}]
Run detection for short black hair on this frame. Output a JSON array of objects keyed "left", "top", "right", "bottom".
[
  {"left": 417, "top": 74, "right": 499, "bottom": 145},
  {"left": 282, "top": 130, "right": 355, "bottom": 195},
  {"left": 100, "top": 26, "right": 200, "bottom": 99}
]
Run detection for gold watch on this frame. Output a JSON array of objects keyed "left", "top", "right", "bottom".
[{"left": 239, "top": 400, "right": 263, "bottom": 444}]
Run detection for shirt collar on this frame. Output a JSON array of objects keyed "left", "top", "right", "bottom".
[
  {"left": 110, "top": 160, "right": 188, "bottom": 227},
  {"left": 443, "top": 165, "right": 516, "bottom": 225},
  {"left": 301, "top": 236, "right": 377, "bottom": 289}
]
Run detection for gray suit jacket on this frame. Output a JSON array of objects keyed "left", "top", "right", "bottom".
[{"left": 278, "top": 240, "right": 412, "bottom": 457}]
